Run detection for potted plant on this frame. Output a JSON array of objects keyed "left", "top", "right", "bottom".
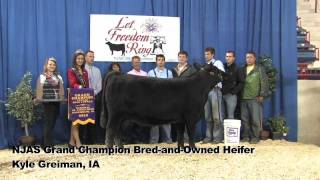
[
  {"left": 283, "top": 126, "right": 289, "bottom": 137},
  {"left": 268, "top": 116, "right": 289, "bottom": 140},
  {"left": 5, "top": 72, "right": 42, "bottom": 146},
  {"left": 260, "top": 122, "right": 272, "bottom": 140}
]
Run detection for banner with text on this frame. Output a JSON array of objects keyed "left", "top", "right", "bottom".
[
  {"left": 68, "top": 88, "right": 95, "bottom": 126},
  {"left": 90, "top": 14, "right": 180, "bottom": 62}
]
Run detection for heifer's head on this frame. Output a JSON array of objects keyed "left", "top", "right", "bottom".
[
  {"left": 195, "top": 63, "right": 224, "bottom": 88},
  {"left": 105, "top": 38, "right": 110, "bottom": 44}
]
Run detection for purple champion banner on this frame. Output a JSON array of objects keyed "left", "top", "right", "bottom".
[{"left": 68, "top": 88, "right": 95, "bottom": 125}]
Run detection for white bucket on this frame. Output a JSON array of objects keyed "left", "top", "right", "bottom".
[{"left": 224, "top": 119, "right": 241, "bottom": 145}]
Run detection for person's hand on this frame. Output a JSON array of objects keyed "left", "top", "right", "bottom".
[
  {"left": 256, "top": 96, "right": 264, "bottom": 103},
  {"left": 33, "top": 98, "right": 40, "bottom": 105},
  {"left": 61, "top": 98, "right": 67, "bottom": 104}
]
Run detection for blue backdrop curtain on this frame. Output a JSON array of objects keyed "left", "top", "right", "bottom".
[{"left": 0, "top": 0, "right": 297, "bottom": 149}]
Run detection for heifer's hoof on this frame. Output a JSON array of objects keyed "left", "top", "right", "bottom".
[
  {"left": 178, "top": 143, "right": 184, "bottom": 148},
  {"left": 212, "top": 140, "right": 222, "bottom": 144},
  {"left": 201, "top": 138, "right": 212, "bottom": 144},
  {"left": 115, "top": 144, "right": 124, "bottom": 148},
  {"left": 115, "top": 139, "right": 123, "bottom": 148},
  {"left": 189, "top": 143, "right": 196, "bottom": 149},
  {"left": 106, "top": 142, "right": 114, "bottom": 148},
  {"left": 165, "top": 141, "right": 174, "bottom": 144}
]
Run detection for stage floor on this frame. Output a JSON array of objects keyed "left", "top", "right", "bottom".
[{"left": 0, "top": 140, "right": 319, "bottom": 179}]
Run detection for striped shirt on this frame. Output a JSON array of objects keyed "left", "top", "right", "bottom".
[
  {"left": 127, "top": 69, "right": 148, "bottom": 76},
  {"left": 148, "top": 67, "right": 173, "bottom": 79},
  {"left": 85, "top": 64, "right": 102, "bottom": 95}
]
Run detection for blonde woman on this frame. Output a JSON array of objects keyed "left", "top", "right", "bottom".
[{"left": 35, "top": 57, "right": 64, "bottom": 147}]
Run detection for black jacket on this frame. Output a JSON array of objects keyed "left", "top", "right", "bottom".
[
  {"left": 222, "top": 62, "right": 244, "bottom": 95},
  {"left": 172, "top": 64, "right": 196, "bottom": 78}
]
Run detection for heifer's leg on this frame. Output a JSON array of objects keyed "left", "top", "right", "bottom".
[
  {"left": 186, "top": 119, "right": 197, "bottom": 148},
  {"left": 114, "top": 119, "right": 126, "bottom": 148},
  {"left": 105, "top": 127, "right": 115, "bottom": 148},
  {"left": 160, "top": 124, "right": 172, "bottom": 143},
  {"left": 107, "top": 127, "right": 123, "bottom": 148},
  {"left": 175, "top": 122, "right": 185, "bottom": 148},
  {"left": 183, "top": 126, "right": 189, "bottom": 142},
  {"left": 149, "top": 126, "right": 159, "bottom": 144},
  {"left": 114, "top": 130, "right": 124, "bottom": 148},
  {"left": 204, "top": 91, "right": 213, "bottom": 143},
  {"left": 211, "top": 88, "right": 224, "bottom": 143},
  {"left": 106, "top": 112, "right": 123, "bottom": 148}
]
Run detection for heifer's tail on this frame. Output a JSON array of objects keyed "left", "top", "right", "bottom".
[
  {"left": 99, "top": 71, "right": 121, "bottom": 128},
  {"left": 100, "top": 74, "right": 108, "bottom": 128},
  {"left": 100, "top": 72, "right": 113, "bottom": 128}
]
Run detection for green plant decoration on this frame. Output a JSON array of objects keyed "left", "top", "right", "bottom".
[
  {"left": 5, "top": 72, "right": 42, "bottom": 136},
  {"left": 268, "top": 116, "right": 290, "bottom": 135},
  {"left": 258, "top": 56, "right": 278, "bottom": 96}
]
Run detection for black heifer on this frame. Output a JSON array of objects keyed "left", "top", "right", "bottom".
[
  {"left": 105, "top": 41, "right": 125, "bottom": 56},
  {"left": 100, "top": 63, "right": 223, "bottom": 148}
]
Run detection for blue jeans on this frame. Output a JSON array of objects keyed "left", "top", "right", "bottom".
[
  {"left": 223, "top": 93, "right": 237, "bottom": 119},
  {"left": 241, "top": 99, "right": 263, "bottom": 140},
  {"left": 149, "top": 124, "right": 172, "bottom": 143},
  {"left": 204, "top": 88, "right": 224, "bottom": 141}
]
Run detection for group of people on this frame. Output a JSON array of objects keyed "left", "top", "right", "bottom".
[
  {"left": 35, "top": 47, "right": 269, "bottom": 148},
  {"left": 35, "top": 50, "right": 102, "bottom": 148},
  {"left": 202, "top": 48, "right": 269, "bottom": 144}
]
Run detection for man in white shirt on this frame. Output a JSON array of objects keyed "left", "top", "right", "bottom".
[
  {"left": 83, "top": 50, "right": 103, "bottom": 144},
  {"left": 148, "top": 54, "right": 173, "bottom": 144},
  {"left": 203, "top": 47, "right": 225, "bottom": 144},
  {"left": 124, "top": 55, "right": 149, "bottom": 144},
  {"left": 127, "top": 56, "right": 148, "bottom": 76}
]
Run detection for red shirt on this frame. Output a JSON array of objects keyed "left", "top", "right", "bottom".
[{"left": 67, "top": 68, "right": 89, "bottom": 89}]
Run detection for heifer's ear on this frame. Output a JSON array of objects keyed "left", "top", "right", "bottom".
[
  {"left": 211, "top": 65, "right": 219, "bottom": 71},
  {"left": 211, "top": 66, "right": 227, "bottom": 79},
  {"left": 210, "top": 62, "right": 217, "bottom": 70},
  {"left": 209, "top": 65, "right": 219, "bottom": 76},
  {"left": 193, "top": 62, "right": 202, "bottom": 71},
  {"left": 202, "top": 63, "right": 212, "bottom": 71}
]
